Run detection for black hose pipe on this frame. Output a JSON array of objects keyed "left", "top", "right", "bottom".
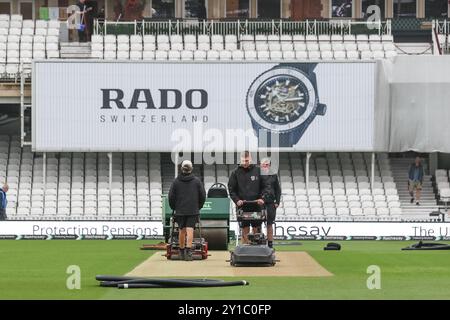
[{"left": 116, "top": 280, "right": 249, "bottom": 289}]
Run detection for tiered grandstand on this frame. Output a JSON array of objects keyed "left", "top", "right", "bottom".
[
  {"left": 0, "top": 133, "right": 443, "bottom": 222},
  {"left": 0, "top": 14, "right": 449, "bottom": 223},
  {"left": 3, "top": 15, "right": 450, "bottom": 79}
]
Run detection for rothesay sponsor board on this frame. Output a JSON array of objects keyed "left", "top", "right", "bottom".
[
  {"left": 33, "top": 61, "right": 375, "bottom": 152},
  {"left": 1, "top": 221, "right": 450, "bottom": 240}
]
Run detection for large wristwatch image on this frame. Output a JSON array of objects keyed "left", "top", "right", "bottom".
[{"left": 246, "top": 63, "right": 327, "bottom": 148}]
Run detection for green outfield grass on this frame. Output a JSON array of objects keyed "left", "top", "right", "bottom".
[{"left": 0, "top": 240, "right": 449, "bottom": 300}]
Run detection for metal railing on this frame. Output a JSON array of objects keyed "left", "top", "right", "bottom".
[
  {"left": 433, "top": 19, "right": 450, "bottom": 54},
  {"left": 94, "top": 19, "right": 392, "bottom": 37},
  {"left": 433, "top": 19, "right": 450, "bottom": 34}
]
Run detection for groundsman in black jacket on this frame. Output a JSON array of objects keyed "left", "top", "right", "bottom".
[
  {"left": 260, "top": 158, "right": 282, "bottom": 248},
  {"left": 228, "top": 151, "right": 269, "bottom": 244},
  {"left": 168, "top": 160, "right": 206, "bottom": 261}
]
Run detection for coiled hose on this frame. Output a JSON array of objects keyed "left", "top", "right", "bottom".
[{"left": 96, "top": 275, "right": 249, "bottom": 289}]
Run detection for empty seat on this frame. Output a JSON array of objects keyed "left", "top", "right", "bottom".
[
  {"left": 168, "top": 50, "right": 180, "bottom": 60},
  {"left": 198, "top": 42, "right": 210, "bottom": 51},
  {"left": 98, "top": 207, "right": 110, "bottom": 215},
  {"left": 130, "top": 51, "right": 142, "bottom": 60},
  {"left": 171, "top": 42, "right": 183, "bottom": 51},
  {"left": 337, "top": 207, "right": 350, "bottom": 216},
  {"left": 180, "top": 50, "right": 193, "bottom": 60},
  {"left": 231, "top": 50, "right": 244, "bottom": 60},
  {"left": 362, "top": 201, "right": 375, "bottom": 208},
  {"left": 256, "top": 42, "right": 269, "bottom": 51},
  {"left": 345, "top": 42, "right": 358, "bottom": 51},
  {"left": 321, "top": 51, "right": 333, "bottom": 60},
  {"left": 363, "top": 207, "right": 376, "bottom": 216},
  {"left": 283, "top": 50, "right": 295, "bottom": 60},
  {"left": 91, "top": 50, "right": 103, "bottom": 59},
  {"left": 244, "top": 50, "right": 257, "bottom": 60},
  {"left": 270, "top": 51, "right": 282, "bottom": 60},
  {"left": 361, "top": 51, "right": 373, "bottom": 60},
  {"left": 185, "top": 34, "right": 197, "bottom": 44},
  {"left": 349, "top": 201, "right": 361, "bottom": 208},
  {"left": 143, "top": 51, "right": 155, "bottom": 60},
  {"left": 157, "top": 34, "right": 169, "bottom": 44},
  {"left": 143, "top": 35, "right": 155, "bottom": 44},
  {"left": 356, "top": 34, "right": 368, "bottom": 42},
  {"left": 211, "top": 34, "right": 223, "bottom": 46},
  {"left": 334, "top": 51, "right": 346, "bottom": 60},
  {"left": 224, "top": 42, "right": 237, "bottom": 51},
  {"left": 293, "top": 42, "right": 307, "bottom": 51},
  {"left": 225, "top": 34, "right": 237, "bottom": 43},
  {"left": 207, "top": 50, "right": 219, "bottom": 60},
  {"left": 375, "top": 201, "right": 387, "bottom": 208},
  {"left": 257, "top": 50, "right": 270, "bottom": 60},
  {"left": 388, "top": 201, "right": 401, "bottom": 208},
  {"left": 346, "top": 51, "right": 359, "bottom": 59},
  {"left": 143, "top": 42, "right": 156, "bottom": 51},
  {"left": 241, "top": 42, "right": 255, "bottom": 51},
  {"left": 358, "top": 42, "right": 370, "bottom": 51},
  {"left": 104, "top": 51, "right": 116, "bottom": 60},
  {"left": 170, "top": 34, "right": 182, "bottom": 44},
  {"left": 376, "top": 207, "right": 389, "bottom": 216},
  {"left": 268, "top": 43, "right": 281, "bottom": 51},
  {"left": 219, "top": 50, "right": 231, "bottom": 60},
  {"left": 281, "top": 42, "right": 294, "bottom": 51},
  {"left": 306, "top": 42, "right": 319, "bottom": 51},
  {"left": 350, "top": 207, "right": 363, "bottom": 216},
  {"left": 194, "top": 50, "right": 207, "bottom": 60},
  {"left": 332, "top": 41, "right": 345, "bottom": 51},
  {"left": 295, "top": 51, "right": 308, "bottom": 59},
  {"left": 308, "top": 51, "right": 321, "bottom": 59},
  {"left": 310, "top": 207, "right": 324, "bottom": 216}
]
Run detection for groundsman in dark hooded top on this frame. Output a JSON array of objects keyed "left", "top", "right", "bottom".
[
  {"left": 169, "top": 160, "right": 206, "bottom": 261},
  {"left": 228, "top": 151, "right": 270, "bottom": 244}
]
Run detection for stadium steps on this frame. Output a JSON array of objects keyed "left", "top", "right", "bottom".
[
  {"left": 391, "top": 157, "right": 438, "bottom": 219},
  {"left": 59, "top": 42, "right": 91, "bottom": 59}
]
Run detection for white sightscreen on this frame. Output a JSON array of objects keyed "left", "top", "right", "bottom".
[
  {"left": 33, "top": 61, "right": 376, "bottom": 152},
  {"left": 388, "top": 56, "right": 450, "bottom": 153}
]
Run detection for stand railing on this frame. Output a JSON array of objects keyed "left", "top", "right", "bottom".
[
  {"left": 433, "top": 19, "right": 450, "bottom": 35},
  {"left": 93, "top": 19, "right": 392, "bottom": 37},
  {"left": 433, "top": 19, "right": 449, "bottom": 53}
]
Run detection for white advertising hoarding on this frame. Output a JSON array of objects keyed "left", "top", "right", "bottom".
[
  {"left": 33, "top": 61, "right": 376, "bottom": 152},
  {"left": 1, "top": 221, "right": 449, "bottom": 240}
]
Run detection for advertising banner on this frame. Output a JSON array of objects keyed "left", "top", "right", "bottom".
[
  {"left": 33, "top": 61, "right": 376, "bottom": 152},
  {"left": 1, "top": 221, "right": 449, "bottom": 240}
]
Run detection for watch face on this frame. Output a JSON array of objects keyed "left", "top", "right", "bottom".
[{"left": 247, "top": 66, "right": 317, "bottom": 133}]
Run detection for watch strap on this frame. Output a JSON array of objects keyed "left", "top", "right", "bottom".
[{"left": 256, "top": 127, "right": 304, "bottom": 148}]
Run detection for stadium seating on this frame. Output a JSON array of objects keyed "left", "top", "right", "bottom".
[
  {"left": 435, "top": 169, "right": 450, "bottom": 204},
  {"left": 0, "top": 135, "right": 162, "bottom": 221},
  {"left": 88, "top": 33, "right": 398, "bottom": 62},
  {"left": 205, "top": 152, "right": 405, "bottom": 222},
  {"left": 0, "top": 14, "right": 400, "bottom": 78},
  {"left": 0, "top": 15, "right": 60, "bottom": 79},
  {"left": 0, "top": 134, "right": 412, "bottom": 222}
]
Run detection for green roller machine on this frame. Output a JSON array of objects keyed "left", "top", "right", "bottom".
[{"left": 162, "top": 196, "right": 231, "bottom": 250}]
